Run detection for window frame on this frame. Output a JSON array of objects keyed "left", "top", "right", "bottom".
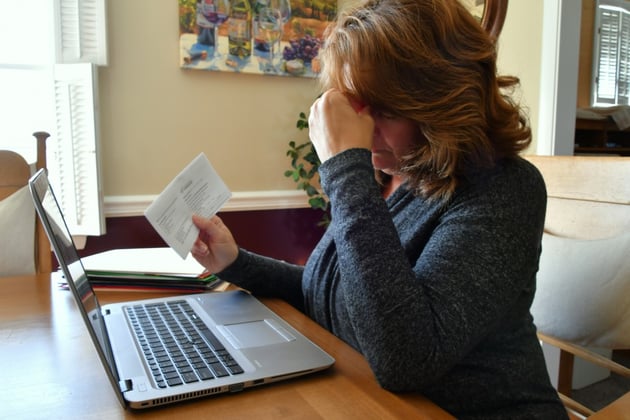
[{"left": 0, "top": 0, "right": 107, "bottom": 237}]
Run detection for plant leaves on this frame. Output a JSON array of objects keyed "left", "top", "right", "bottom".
[{"left": 285, "top": 110, "right": 330, "bottom": 227}]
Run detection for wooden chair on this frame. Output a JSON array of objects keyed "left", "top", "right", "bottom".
[
  {"left": 0, "top": 132, "right": 52, "bottom": 274},
  {"left": 524, "top": 155, "right": 630, "bottom": 418}
]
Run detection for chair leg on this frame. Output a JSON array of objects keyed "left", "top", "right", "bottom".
[{"left": 558, "top": 349, "right": 575, "bottom": 397}]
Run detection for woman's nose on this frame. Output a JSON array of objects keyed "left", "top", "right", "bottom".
[
  {"left": 372, "top": 128, "right": 383, "bottom": 146},
  {"left": 372, "top": 118, "right": 382, "bottom": 136}
]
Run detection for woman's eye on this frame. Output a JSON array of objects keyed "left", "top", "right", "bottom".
[
  {"left": 380, "top": 112, "right": 397, "bottom": 120},
  {"left": 374, "top": 110, "right": 397, "bottom": 120}
]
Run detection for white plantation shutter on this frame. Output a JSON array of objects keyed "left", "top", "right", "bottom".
[
  {"left": 593, "top": 0, "right": 630, "bottom": 105},
  {"left": 47, "top": 0, "right": 107, "bottom": 238},
  {"left": 620, "top": 18, "right": 630, "bottom": 104},
  {"left": 54, "top": 0, "right": 108, "bottom": 65},
  {"left": 596, "top": 7, "right": 620, "bottom": 104},
  {"left": 50, "top": 63, "right": 104, "bottom": 236}
]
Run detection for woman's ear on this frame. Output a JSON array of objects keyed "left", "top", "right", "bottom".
[{"left": 348, "top": 95, "right": 366, "bottom": 113}]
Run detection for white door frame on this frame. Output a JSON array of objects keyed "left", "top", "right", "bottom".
[{"left": 537, "top": 0, "right": 582, "bottom": 155}]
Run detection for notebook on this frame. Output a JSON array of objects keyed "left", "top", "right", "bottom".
[{"left": 29, "top": 168, "right": 334, "bottom": 409}]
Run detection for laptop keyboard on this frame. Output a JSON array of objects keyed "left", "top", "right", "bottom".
[{"left": 126, "top": 300, "right": 244, "bottom": 388}]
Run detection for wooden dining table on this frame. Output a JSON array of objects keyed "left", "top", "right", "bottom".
[{"left": 0, "top": 272, "right": 454, "bottom": 419}]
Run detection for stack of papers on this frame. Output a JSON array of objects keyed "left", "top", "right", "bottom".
[
  {"left": 75, "top": 248, "right": 225, "bottom": 293},
  {"left": 58, "top": 154, "right": 234, "bottom": 294}
]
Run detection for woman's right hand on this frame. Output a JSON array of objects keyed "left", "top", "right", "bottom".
[
  {"left": 308, "top": 89, "right": 374, "bottom": 164},
  {"left": 191, "top": 214, "right": 239, "bottom": 273}
]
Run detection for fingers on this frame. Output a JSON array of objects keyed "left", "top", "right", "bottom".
[
  {"left": 191, "top": 215, "right": 220, "bottom": 252},
  {"left": 191, "top": 238, "right": 209, "bottom": 257},
  {"left": 190, "top": 214, "right": 239, "bottom": 273},
  {"left": 191, "top": 215, "right": 210, "bottom": 252},
  {"left": 309, "top": 89, "right": 374, "bottom": 162},
  {"left": 192, "top": 214, "right": 220, "bottom": 230}
]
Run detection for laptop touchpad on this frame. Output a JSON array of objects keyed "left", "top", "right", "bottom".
[{"left": 217, "top": 319, "right": 295, "bottom": 349}]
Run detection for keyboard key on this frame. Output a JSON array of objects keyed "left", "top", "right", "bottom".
[
  {"left": 181, "top": 372, "right": 199, "bottom": 383},
  {"left": 227, "top": 365, "right": 244, "bottom": 375},
  {"left": 166, "top": 377, "right": 183, "bottom": 387},
  {"left": 197, "top": 367, "right": 214, "bottom": 380},
  {"left": 209, "top": 362, "right": 229, "bottom": 378}
]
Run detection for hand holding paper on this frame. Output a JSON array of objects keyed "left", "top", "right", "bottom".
[{"left": 145, "top": 153, "right": 231, "bottom": 258}]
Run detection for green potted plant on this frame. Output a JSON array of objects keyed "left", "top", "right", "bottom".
[{"left": 284, "top": 112, "right": 330, "bottom": 226}]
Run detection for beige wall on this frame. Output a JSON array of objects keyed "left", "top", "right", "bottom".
[
  {"left": 99, "top": 0, "right": 545, "bottom": 197},
  {"left": 496, "top": 0, "right": 544, "bottom": 155},
  {"left": 578, "top": 0, "right": 596, "bottom": 108}
]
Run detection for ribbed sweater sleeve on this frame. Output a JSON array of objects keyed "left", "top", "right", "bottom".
[{"left": 216, "top": 249, "right": 306, "bottom": 311}]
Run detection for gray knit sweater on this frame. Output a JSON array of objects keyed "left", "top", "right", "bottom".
[{"left": 219, "top": 148, "right": 567, "bottom": 419}]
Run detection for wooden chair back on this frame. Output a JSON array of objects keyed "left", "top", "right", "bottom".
[
  {"left": 524, "top": 154, "right": 630, "bottom": 418},
  {"left": 0, "top": 132, "right": 52, "bottom": 273},
  {"left": 526, "top": 155, "right": 630, "bottom": 238}
]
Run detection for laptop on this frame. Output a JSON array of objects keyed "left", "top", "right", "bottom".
[{"left": 29, "top": 168, "right": 334, "bottom": 409}]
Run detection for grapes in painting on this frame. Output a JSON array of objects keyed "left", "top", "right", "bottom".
[{"left": 282, "top": 34, "right": 320, "bottom": 63}]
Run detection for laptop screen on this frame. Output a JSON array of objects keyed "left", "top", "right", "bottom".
[{"left": 29, "top": 169, "right": 122, "bottom": 388}]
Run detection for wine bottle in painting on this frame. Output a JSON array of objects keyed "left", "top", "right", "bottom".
[{"left": 227, "top": 0, "right": 253, "bottom": 61}]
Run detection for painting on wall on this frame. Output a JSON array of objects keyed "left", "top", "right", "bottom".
[{"left": 178, "top": 0, "right": 337, "bottom": 78}]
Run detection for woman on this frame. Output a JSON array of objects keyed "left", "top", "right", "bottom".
[{"left": 192, "top": 0, "right": 567, "bottom": 418}]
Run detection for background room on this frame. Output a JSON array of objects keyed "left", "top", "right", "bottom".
[{"left": 1, "top": 0, "right": 543, "bottom": 261}]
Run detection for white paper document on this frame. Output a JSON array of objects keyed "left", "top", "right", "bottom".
[
  {"left": 81, "top": 248, "right": 206, "bottom": 276},
  {"left": 145, "top": 153, "right": 232, "bottom": 258}
]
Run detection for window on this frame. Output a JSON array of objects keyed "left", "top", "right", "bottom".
[
  {"left": 0, "top": 0, "right": 107, "bottom": 236},
  {"left": 592, "top": 0, "right": 630, "bottom": 106}
]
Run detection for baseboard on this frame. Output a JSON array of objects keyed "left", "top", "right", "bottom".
[{"left": 104, "top": 190, "right": 310, "bottom": 217}]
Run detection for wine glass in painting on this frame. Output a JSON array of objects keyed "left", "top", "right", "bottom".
[
  {"left": 256, "top": 7, "right": 281, "bottom": 71},
  {"left": 255, "top": 0, "right": 291, "bottom": 72},
  {"left": 271, "top": 0, "right": 291, "bottom": 52},
  {"left": 196, "top": 0, "right": 231, "bottom": 57}
]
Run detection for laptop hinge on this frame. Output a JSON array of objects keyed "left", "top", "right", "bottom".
[{"left": 119, "top": 379, "right": 133, "bottom": 392}]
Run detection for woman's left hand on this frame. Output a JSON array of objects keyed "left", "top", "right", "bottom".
[{"left": 308, "top": 89, "right": 374, "bottom": 163}]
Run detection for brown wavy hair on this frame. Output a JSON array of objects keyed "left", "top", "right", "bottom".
[{"left": 318, "top": 0, "right": 531, "bottom": 202}]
